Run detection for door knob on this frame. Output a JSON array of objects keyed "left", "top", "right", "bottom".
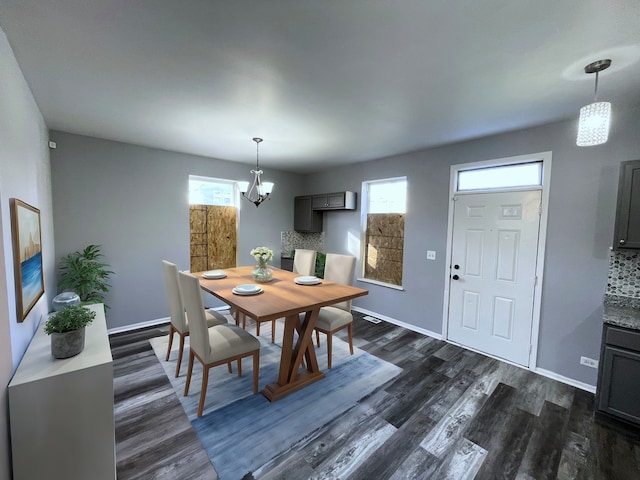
[
  {"left": 454, "top": 264, "right": 460, "bottom": 269},
  {"left": 620, "top": 239, "right": 626, "bottom": 245},
  {"left": 452, "top": 274, "right": 460, "bottom": 280}
]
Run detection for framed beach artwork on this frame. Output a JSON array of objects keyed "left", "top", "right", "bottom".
[{"left": 11, "top": 198, "right": 44, "bottom": 322}]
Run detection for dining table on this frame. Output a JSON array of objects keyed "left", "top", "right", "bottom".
[{"left": 196, "top": 265, "right": 369, "bottom": 401}]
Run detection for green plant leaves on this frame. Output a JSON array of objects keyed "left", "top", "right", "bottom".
[
  {"left": 58, "top": 244, "right": 114, "bottom": 308},
  {"left": 315, "top": 252, "right": 326, "bottom": 279},
  {"left": 44, "top": 305, "right": 96, "bottom": 334}
]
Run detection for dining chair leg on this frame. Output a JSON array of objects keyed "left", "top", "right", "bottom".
[
  {"left": 347, "top": 323, "right": 354, "bottom": 355},
  {"left": 175, "top": 333, "right": 186, "bottom": 377},
  {"left": 184, "top": 350, "right": 195, "bottom": 396},
  {"left": 252, "top": 351, "right": 259, "bottom": 394},
  {"left": 327, "top": 333, "right": 333, "bottom": 369},
  {"left": 237, "top": 359, "right": 243, "bottom": 377},
  {"left": 198, "top": 364, "right": 210, "bottom": 417},
  {"left": 165, "top": 325, "right": 175, "bottom": 361},
  {"left": 316, "top": 330, "right": 320, "bottom": 347},
  {"left": 256, "top": 320, "right": 261, "bottom": 337},
  {"left": 227, "top": 362, "right": 232, "bottom": 374},
  {"left": 271, "top": 320, "right": 276, "bottom": 343}
]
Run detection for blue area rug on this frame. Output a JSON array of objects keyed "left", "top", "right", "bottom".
[{"left": 150, "top": 316, "right": 401, "bottom": 479}]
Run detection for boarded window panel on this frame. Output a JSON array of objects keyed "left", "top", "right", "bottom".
[
  {"left": 207, "top": 206, "right": 237, "bottom": 270},
  {"left": 365, "top": 213, "right": 404, "bottom": 285},
  {"left": 190, "top": 205, "right": 208, "bottom": 272},
  {"left": 189, "top": 205, "right": 237, "bottom": 272}
]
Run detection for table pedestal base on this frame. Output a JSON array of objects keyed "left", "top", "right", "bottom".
[
  {"left": 262, "top": 370, "right": 325, "bottom": 401},
  {"left": 262, "top": 310, "right": 325, "bottom": 401}
]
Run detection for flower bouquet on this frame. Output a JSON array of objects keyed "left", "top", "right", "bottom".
[{"left": 250, "top": 246, "right": 274, "bottom": 282}]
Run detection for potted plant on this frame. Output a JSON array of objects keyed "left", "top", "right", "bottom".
[
  {"left": 44, "top": 304, "right": 96, "bottom": 358},
  {"left": 58, "top": 244, "right": 114, "bottom": 308}
]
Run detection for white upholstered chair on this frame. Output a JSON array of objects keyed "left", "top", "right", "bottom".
[
  {"left": 178, "top": 271, "right": 261, "bottom": 417},
  {"left": 314, "top": 253, "right": 357, "bottom": 368},
  {"left": 162, "top": 260, "right": 228, "bottom": 377},
  {"left": 293, "top": 249, "right": 317, "bottom": 276}
]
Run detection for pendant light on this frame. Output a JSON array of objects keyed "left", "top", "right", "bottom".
[
  {"left": 238, "top": 137, "right": 274, "bottom": 207},
  {"left": 576, "top": 59, "right": 612, "bottom": 147}
]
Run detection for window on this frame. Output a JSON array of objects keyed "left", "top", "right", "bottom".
[
  {"left": 189, "top": 176, "right": 237, "bottom": 206},
  {"left": 457, "top": 161, "right": 542, "bottom": 191},
  {"left": 188, "top": 176, "right": 239, "bottom": 272},
  {"left": 361, "top": 177, "right": 407, "bottom": 288}
]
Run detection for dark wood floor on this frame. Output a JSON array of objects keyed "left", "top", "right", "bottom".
[{"left": 111, "top": 312, "right": 640, "bottom": 479}]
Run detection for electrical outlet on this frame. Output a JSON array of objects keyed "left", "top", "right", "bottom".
[
  {"left": 427, "top": 250, "right": 436, "bottom": 260},
  {"left": 580, "top": 356, "right": 599, "bottom": 368}
]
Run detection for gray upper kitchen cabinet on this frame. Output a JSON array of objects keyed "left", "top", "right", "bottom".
[
  {"left": 294, "top": 195, "right": 323, "bottom": 232},
  {"left": 312, "top": 191, "right": 357, "bottom": 210},
  {"left": 614, "top": 159, "right": 640, "bottom": 249}
]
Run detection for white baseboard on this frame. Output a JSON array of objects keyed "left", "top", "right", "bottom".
[
  {"left": 351, "top": 306, "right": 443, "bottom": 340},
  {"left": 107, "top": 307, "right": 231, "bottom": 335},
  {"left": 534, "top": 367, "right": 596, "bottom": 393},
  {"left": 108, "top": 317, "right": 169, "bottom": 335}
]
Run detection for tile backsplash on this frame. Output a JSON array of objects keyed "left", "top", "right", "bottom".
[
  {"left": 607, "top": 250, "right": 640, "bottom": 299},
  {"left": 280, "top": 231, "right": 324, "bottom": 257}
]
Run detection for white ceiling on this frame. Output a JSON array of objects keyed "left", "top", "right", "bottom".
[{"left": 1, "top": 0, "right": 639, "bottom": 173}]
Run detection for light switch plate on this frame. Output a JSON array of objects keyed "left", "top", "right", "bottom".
[{"left": 427, "top": 250, "right": 436, "bottom": 260}]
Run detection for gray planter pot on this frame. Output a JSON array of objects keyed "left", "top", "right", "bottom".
[{"left": 51, "top": 327, "right": 86, "bottom": 359}]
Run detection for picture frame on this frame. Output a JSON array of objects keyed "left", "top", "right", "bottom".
[{"left": 11, "top": 198, "right": 44, "bottom": 322}]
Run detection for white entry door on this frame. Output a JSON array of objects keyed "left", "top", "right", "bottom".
[{"left": 447, "top": 190, "right": 541, "bottom": 366}]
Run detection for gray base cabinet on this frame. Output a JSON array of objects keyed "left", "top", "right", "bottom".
[
  {"left": 281, "top": 256, "right": 294, "bottom": 271},
  {"left": 596, "top": 323, "right": 640, "bottom": 428}
]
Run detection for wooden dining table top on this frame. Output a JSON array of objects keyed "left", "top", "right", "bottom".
[{"left": 196, "top": 265, "right": 369, "bottom": 321}]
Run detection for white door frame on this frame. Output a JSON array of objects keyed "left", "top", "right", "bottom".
[{"left": 441, "top": 151, "right": 552, "bottom": 370}]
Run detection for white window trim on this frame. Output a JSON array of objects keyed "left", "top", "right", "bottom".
[
  {"left": 356, "top": 277, "right": 405, "bottom": 291},
  {"left": 188, "top": 175, "right": 242, "bottom": 207},
  {"left": 441, "top": 151, "right": 552, "bottom": 372},
  {"left": 359, "top": 176, "right": 407, "bottom": 290},
  {"left": 188, "top": 174, "right": 242, "bottom": 267}
]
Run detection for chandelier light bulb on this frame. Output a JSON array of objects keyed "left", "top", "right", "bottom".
[
  {"left": 576, "top": 59, "right": 612, "bottom": 147},
  {"left": 577, "top": 101, "right": 611, "bottom": 147}
]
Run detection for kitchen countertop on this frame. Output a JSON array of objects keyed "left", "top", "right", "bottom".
[{"left": 604, "top": 294, "right": 640, "bottom": 330}]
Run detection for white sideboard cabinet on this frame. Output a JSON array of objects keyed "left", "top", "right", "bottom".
[{"left": 8, "top": 303, "right": 115, "bottom": 480}]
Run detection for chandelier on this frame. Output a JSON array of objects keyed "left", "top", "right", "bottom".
[
  {"left": 238, "top": 137, "right": 274, "bottom": 207},
  {"left": 576, "top": 59, "right": 612, "bottom": 147}
]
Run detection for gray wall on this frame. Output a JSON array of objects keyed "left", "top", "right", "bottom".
[
  {"left": 49, "top": 109, "right": 640, "bottom": 387},
  {"left": 0, "top": 27, "right": 55, "bottom": 480},
  {"left": 50, "top": 132, "right": 303, "bottom": 330},
  {"left": 306, "top": 105, "right": 640, "bottom": 386}
]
